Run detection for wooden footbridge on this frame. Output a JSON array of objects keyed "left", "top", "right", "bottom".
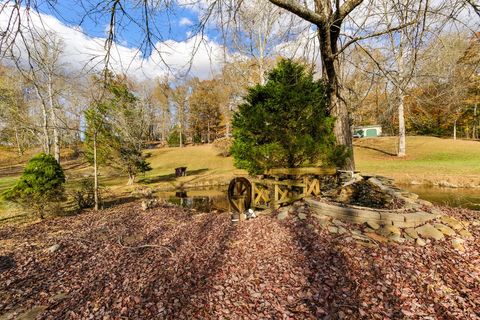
[{"left": 227, "top": 167, "right": 336, "bottom": 214}]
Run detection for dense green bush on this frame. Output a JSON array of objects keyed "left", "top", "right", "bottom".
[
  {"left": 231, "top": 59, "right": 346, "bottom": 175},
  {"left": 3, "top": 153, "right": 66, "bottom": 218},
  {"left": 213, "top": 137, "right": 233, "bottom": 157}
]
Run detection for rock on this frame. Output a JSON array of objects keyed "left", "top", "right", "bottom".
[
  {"left": 297, "top": 207, "right": 307, "bottom": 214},
  {"left": 315, "top": 217, "right": 331, "bottom": 228},
  {"left": 306, "top": 224, "right": 315, "bottom": 230},
  {"left": 377, "top": 227, "right": 391, "bottom": 237},
  {"left": 351, "top": 230, "right": 362, "bottom": 236},
  {"left": 366, "top": 221, "right": 380, "bottom": 230},
  {"left": 433, "top": 223, "right": 456, "bottom": 236},
  {"left": 337, "top": 226, "right": 348, "bottom": 235},
  {"left": 277, "top": 211, "right": 289, "bottom": 221},
  {"left": 141, "top": 198, "right": 158, "bottom": 211},
  {"left": 439, "top": 216, "right": 463, "bottom": 230},
  {"left": 416, "top": 238, "right": 426, "bottom": 246},
  {"left": 438, "top": 180, "right": 459, "bottom": 188},
  {"left": 364, "top": 232, "right": 388, "bottom": 243},
  {"left": 287, "top": 206, "right": 297, "bottom": 214},
  {"left": 416, "top": 199, "right": 433, "bottom": 207},
  {"left": 458, "top": 229, "right": 473, "bottom": 239},
  {"left": 452, "top": 238, "right": 465, "bottom": 252},
  {"left": 399, "top": 192, "right": 419, "bottom": 200},
  {"left": 332, "top": 219, "right": 346, "bottom": 227},
  {"left": 388, "top": 233, "right": 406, "bottom": 244},
  {"left": 364, "top": 227, "right": 376, "bottom": 233},
  {"left": 335, "top": 185, "right": 356, "bottom": 203},
  {"left": 328, "top": 226, "right": 339, "bottom": 234},
  {"left": 378, "top": 225, "right": 401, "bottom": 237},
  {"left": 472, "top": 220, "right": 480, "bottom": 227},
  {"left": 415, "top": 224, "right": 444, "bottom": 241},
  {"left": 46, "top": 244, "right": 61, "bottom": 253},
  {"left": 298, "top": 213, "right": 307, "bottom": 220},
  {"left": 430, "top": 208, "right": 444, "bottom": 216},
  {"left": 404, "top": 228, "right": 419, "bottom": 239},
  {"left": 367, "top": 177, "right": 389, "bottom": 191},
  {"left": 403, "top": 234, "right": 415, "bottom": 242},
  {"left": 313, "top": 214, "right": 329, "bottom": 222},
  {"left": 386, "top": 225, "right": 401, "bottom": 235}
]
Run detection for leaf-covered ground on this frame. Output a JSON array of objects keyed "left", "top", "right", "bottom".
[{"left": 0, "top": 202, "right": 479, "bottom": 319}]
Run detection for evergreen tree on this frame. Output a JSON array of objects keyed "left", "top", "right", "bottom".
[
  {"left": 85, "top": 75, "right": 151, "bottom": 189},
  {"left": 3, "top": 153, "right": 65, "bottom": 218},
  {"left": 231, "top": 59, "right": 347, "bottom": 175}
]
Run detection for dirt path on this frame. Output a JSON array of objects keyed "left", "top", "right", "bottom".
[{"left": 0, "top": 203, "right": 479, "bottom": 319}]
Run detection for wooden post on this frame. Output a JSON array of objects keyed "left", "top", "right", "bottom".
[
  {"left": 251, "top": 182, "right": 256, "bottom": 208},
  {"left": 238, "top": 196, "right": 246, "bottom": 221}
]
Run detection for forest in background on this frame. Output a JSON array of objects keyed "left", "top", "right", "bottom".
[{"left": 0, "top": 31, "right": 479, "bottom": 161}]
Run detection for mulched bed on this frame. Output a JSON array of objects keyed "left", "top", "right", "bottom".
[{"left": 0, "top": 202, "right": 479, "bottom": 319}]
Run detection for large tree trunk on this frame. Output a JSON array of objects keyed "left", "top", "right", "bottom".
[
  {"left": 318, "top": 29, "right": 355, "bottom": 171},
  {"left": 207, "top": 121, "right": 211, "bottom": 144},
  {"left": 34, "top": 86, "right": 51, "bottom": 154},
  {"left": 398, "top": 93, "right": 406, "bottom": 156},
  {"left": 14, "top": 127, "right": 23, "bottom": 156},
  {"left": 127, "top": 173, "right": 136, "bottom": 185},
  {"left": 179, "top": 122, "right": 183, "bottom": 147},
  {"left": 453, "top": 120, "right": 457, "bottom": 140},
  {"left": 473, "top": 104, "right": 477, "bottom": 140},
  {"left": 47, "top": 78, "right": 61, "bottom": 163}
]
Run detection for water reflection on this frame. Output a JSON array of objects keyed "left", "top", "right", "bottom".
[
  {"left": 156, "top": 185, "right": 480, "bottom": 213},
  {"left": 403, "top": 185, "right": 480, "bottom": 210},
  {"left": 155, "top": 187, "right": 229, "bottom": 213}
]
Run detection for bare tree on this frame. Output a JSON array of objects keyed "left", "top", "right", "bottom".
[
  {"left": 8, "top": 31, "right": 66, "bottom": 162},
  {"left": 171, "top": 84, "right": 189, "bottom": 147},
  {"left": 220, "top": 0, "right": 421, "bottom": 170}
]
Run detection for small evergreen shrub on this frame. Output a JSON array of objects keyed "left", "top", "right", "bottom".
[
  {"left": 231, "top": 59, "right": 346, "bottom": 175},
  {"left": 3, "top": 153, "right": 66, "bottom": 218},
  {"left": 213, "top": 137, "right": 233, "bottom": 157}
]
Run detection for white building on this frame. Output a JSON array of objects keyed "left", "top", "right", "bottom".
[{"left": 353, "top": 125, "right": 382, "bottom": 137}]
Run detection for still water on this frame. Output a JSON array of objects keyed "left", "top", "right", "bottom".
[
  {"left": 155, "top": 185, "right": 480, "bottom": 213},
  {"left": 155, "top": 187, "right": 229, "bottom": 213},
  {"left": 403, "top": 185, "right": 480, "bottom": 211}
]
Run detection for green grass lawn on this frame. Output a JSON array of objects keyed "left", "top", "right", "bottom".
[
  {"left": 1, "top": 136, "right": 479, "bottom": 221},
  {"left": 354, "top": 136, "right": 480, "bottom": 185}
]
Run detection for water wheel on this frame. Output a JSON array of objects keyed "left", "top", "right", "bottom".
[{"left": 227, "top": 177, "right": 252, "bottom": 213}]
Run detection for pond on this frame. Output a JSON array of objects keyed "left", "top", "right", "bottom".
[
  {"left": 402, "top": 185, "right": 480, "bottom": 211},
  {"left": 155, "top": 187, "right": 229, "bottom": 213},
  {"left": 155, "top": 184, "right": 480, "bottom": 214}
]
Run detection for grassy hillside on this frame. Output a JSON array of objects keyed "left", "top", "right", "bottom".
[
  {"left": 1, "top": 136, "right": 479, "bottom": 221},
  {"left": 354, "top": 136, "right": 480, "bottom": 186},
  {"left": 138, "top": 144, "right": 241, "bottom": 189},
  {"left": 1, "top": 136, "right": 479, "bottom": 192}
]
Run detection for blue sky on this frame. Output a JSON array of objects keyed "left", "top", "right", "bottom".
[
  {"left": 37, "top": 0, "right": 202, "bottom": 50},
  {"left": 0, "top": 1, "right": 228, "bottom": 81}
]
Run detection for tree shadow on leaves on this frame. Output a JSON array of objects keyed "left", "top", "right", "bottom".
[
  {"left": 285, "top": 220, "right": 404, "bottom": 319},
  {"left": 284, "top": 222, "right": 361, "bottom": 319}
]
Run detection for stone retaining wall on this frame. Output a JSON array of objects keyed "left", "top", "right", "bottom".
[{"left": 306, "top": 200, "right": 441, "bottom": 228}]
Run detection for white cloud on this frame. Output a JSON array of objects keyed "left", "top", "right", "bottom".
[
  {"left": 179, "top": 17, "right": 193, "bottom": 26},
  {"left": 0, "top": 4, "right": 228, "bottom": 81}
]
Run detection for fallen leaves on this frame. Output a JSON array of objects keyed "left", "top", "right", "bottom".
[{"left": 0, "top": 202, "right": 479, "bottom": 319}]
